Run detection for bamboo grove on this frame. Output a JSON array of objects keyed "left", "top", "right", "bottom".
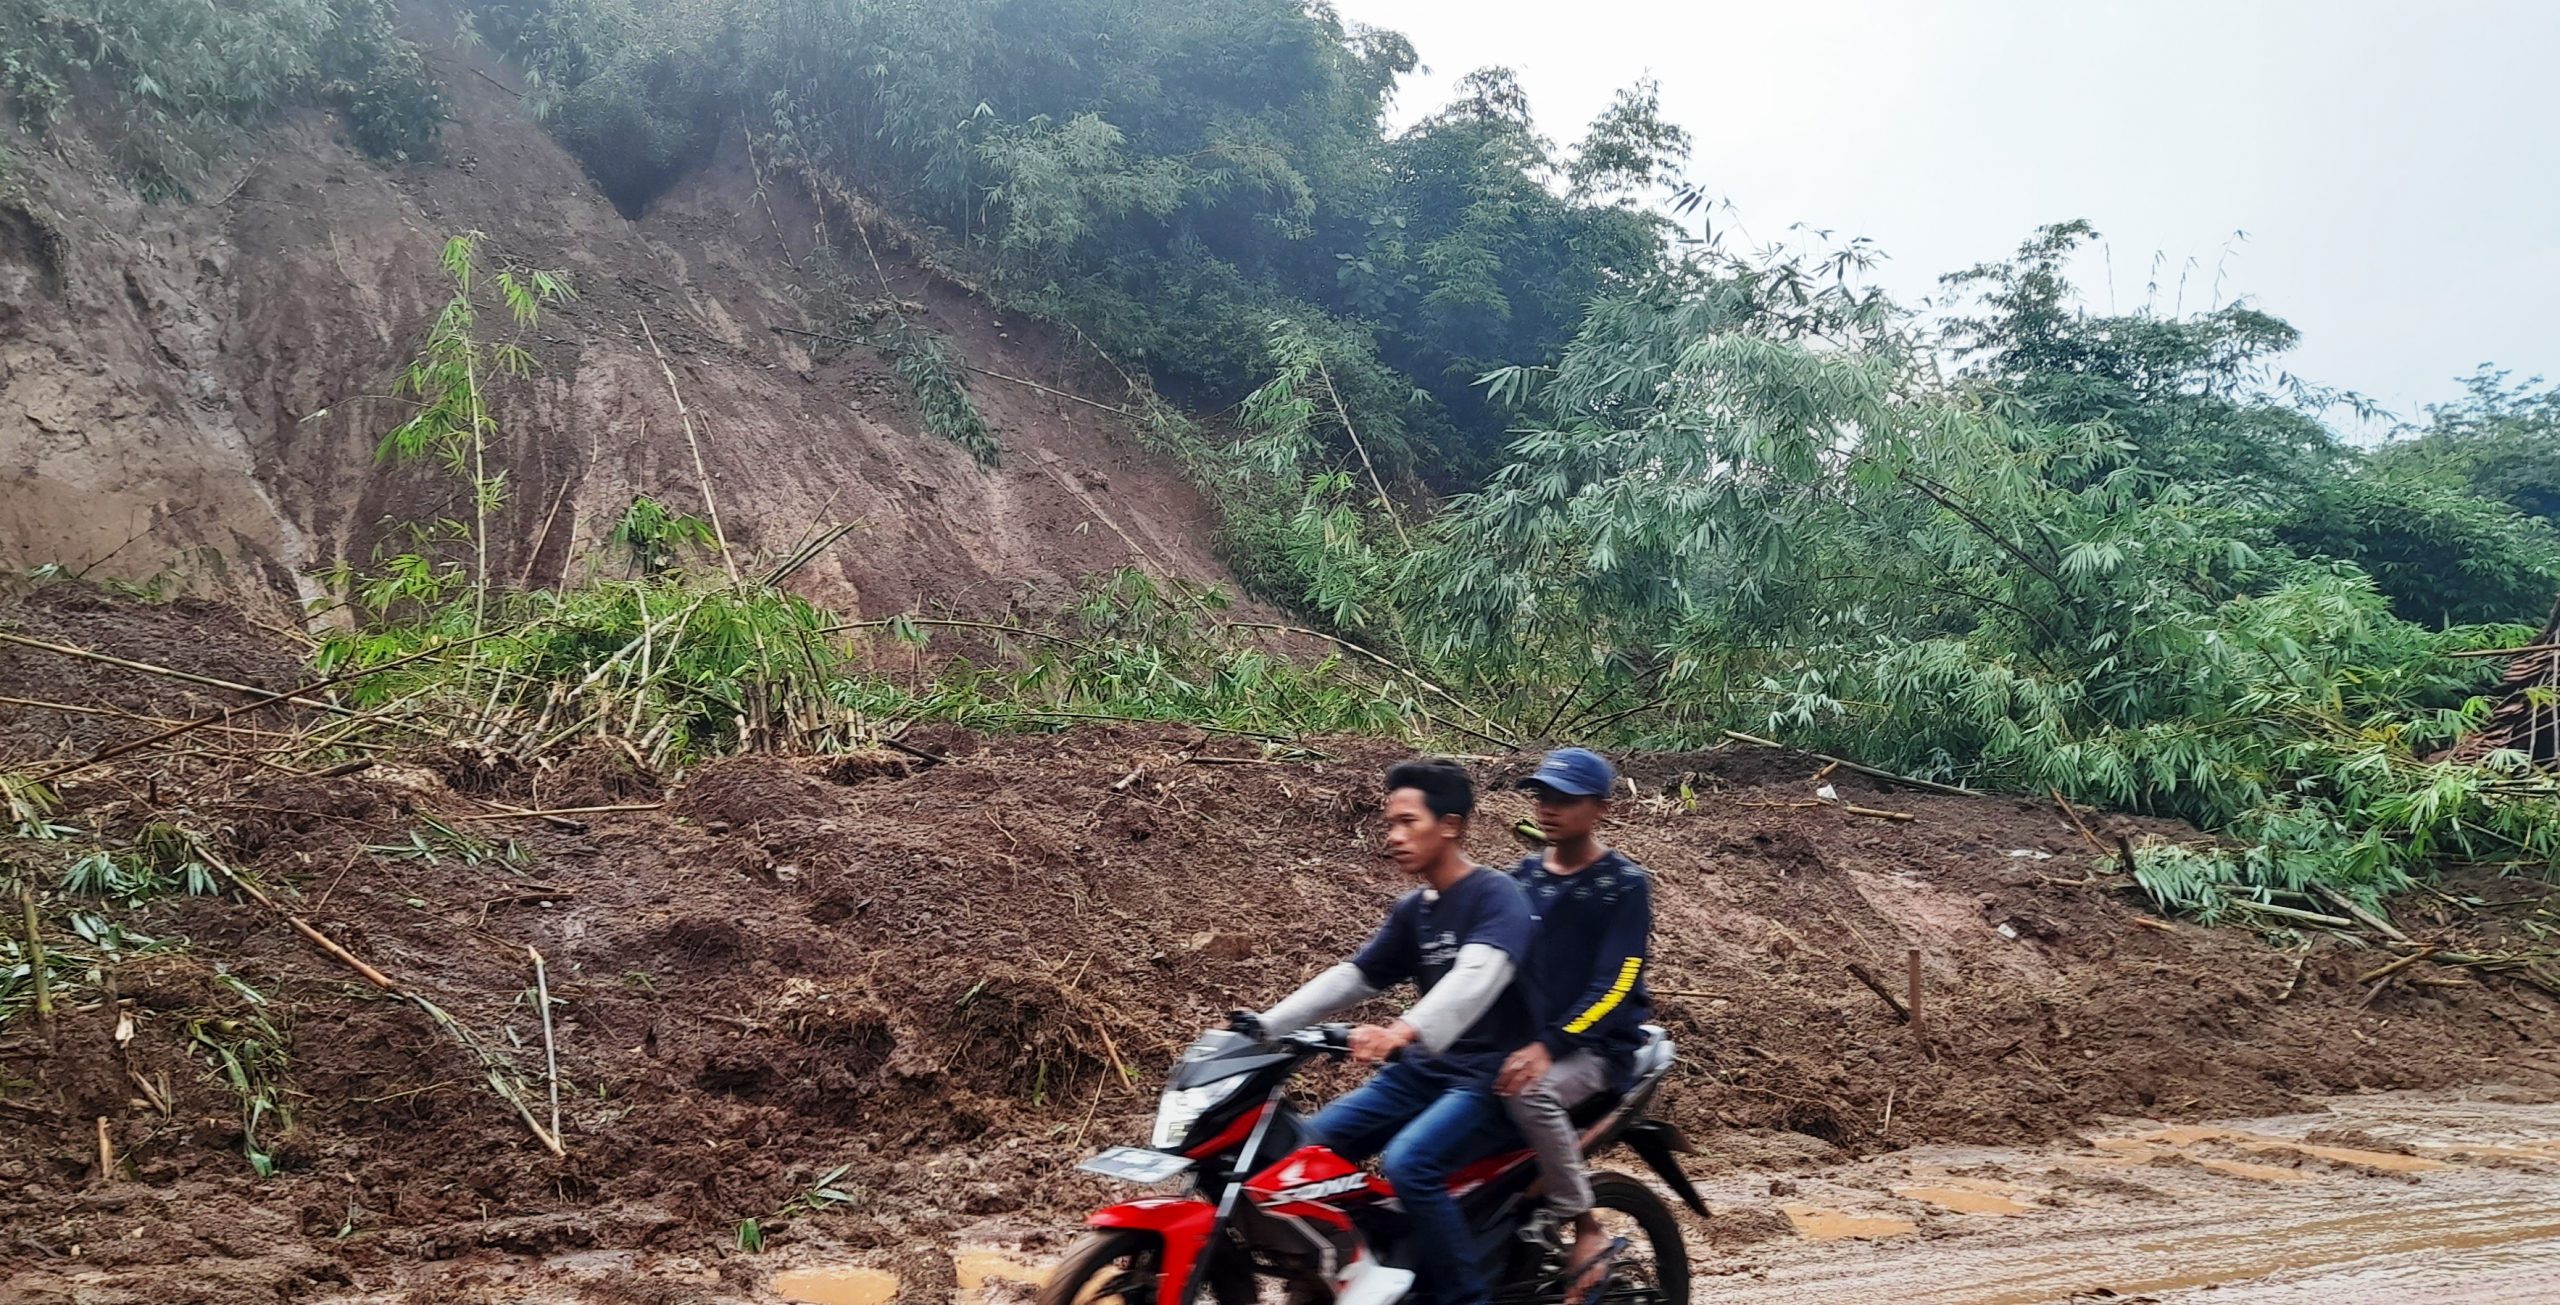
[{"left": 8, "top": 0, "right": 2560, "bottom": 920}]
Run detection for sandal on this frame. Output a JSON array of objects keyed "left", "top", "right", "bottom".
[{"left": 1562, "top": 1235, "right": 1627, "bottom": 1305}]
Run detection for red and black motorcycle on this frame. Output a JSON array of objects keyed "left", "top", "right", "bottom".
[{"left": 1041, "top": 1021, "right": 1707, "bottom": 1304}]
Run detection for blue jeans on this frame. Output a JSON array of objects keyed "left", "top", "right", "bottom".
[{"left": 1306, "top": 1059, "right": 1510, "bottom": 1305}]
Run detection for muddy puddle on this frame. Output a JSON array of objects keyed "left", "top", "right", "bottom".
[
  {"left": 772, "top": 1247, "right": 1047, "bottom": 1304},
  {"left": 1692, "top": 1088, "right": 2560, "bottom": 1303}
]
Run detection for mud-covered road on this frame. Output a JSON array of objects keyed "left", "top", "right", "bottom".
[
  {"left": 750, "top": 1088, "right": 2560, "bottom": 1305},
  {"left": 1684, "top": 1088, "right": 2560, "bottom": 1304}
]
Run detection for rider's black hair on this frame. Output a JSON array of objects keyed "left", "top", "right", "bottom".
[{"left": 1384, "top": 758, "right": 1475, "bottom": 824}]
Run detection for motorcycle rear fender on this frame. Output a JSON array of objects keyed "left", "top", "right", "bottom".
[
  {"left": 1088, "top": 1196, "right": 1216, "bottom": 1301},
  {"left": 1620, "top": 1118, "right": 1710, "bottom": 1217}
]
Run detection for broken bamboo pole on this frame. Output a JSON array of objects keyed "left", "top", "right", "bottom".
[
  {"left": 1719, "top": 730, "right": 1978, "bottom": 797},
  {"left": 34, "top": 635, "right": 492, "bottom": 783},
  {"left": 530, "top": 947, "right": 561, "bottom": 1147},
  {"left": 638, "top": 312, "right": 741, "bottom": 588},
  {"left": 1845, "top": 961, "right": 1911, "bottom": 1023},
  {"left": 2358, "top": 946, "right": 2440, "bottom": 986},
  {"left": 0, "top": 631, "right": 354, "bottom": 716},
  {"left": 22, "top": 884, "right": 51, "bottom": 1029},
  {"left": 1906, "top": 948, "right": 1925, "bottom": 1040}
]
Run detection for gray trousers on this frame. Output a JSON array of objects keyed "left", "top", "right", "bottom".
[{"left": 1501, "top": 1048, "right": 1613, "bottom": 1218}]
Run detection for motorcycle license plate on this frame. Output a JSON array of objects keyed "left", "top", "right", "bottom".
[{"left": 1078, "top": 1146, "right": 1194, "bottom": 1184}]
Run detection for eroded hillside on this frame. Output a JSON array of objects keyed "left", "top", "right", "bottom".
[{"left": 0, "top": 21, "right": 1233, "bottom": 617}]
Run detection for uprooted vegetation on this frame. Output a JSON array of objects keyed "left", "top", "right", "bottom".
[{"left": 4, "top": 588, "right": 2559, "bottom": 1302}]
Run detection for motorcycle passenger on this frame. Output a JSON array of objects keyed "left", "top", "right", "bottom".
[
  {"left": 1246, "top": 758, "right": 1534, "bottom": 1305},
  {"left": 1495, "top": 748, "right": 1654, "bottom": 1305}
]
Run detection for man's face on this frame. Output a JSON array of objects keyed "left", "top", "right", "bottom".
[
  {"left": 1529, "top": 784, "right": 1605, "bottom": 844},
  {"left": 1382, "top": 787, "right": 1456, "bottom": 875}
]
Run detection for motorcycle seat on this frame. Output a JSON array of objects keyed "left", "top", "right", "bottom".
[{"left": 1564, "top": 1024, "right": 1674, "bottom": 1128}]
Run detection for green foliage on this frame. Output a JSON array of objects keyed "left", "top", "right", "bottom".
[
  {"left": 0, "top": 0, "right": 443, "bottom": 169},
  {"left": 2266, "top": 472, "right": 2560, "bottom": 628},
  {"left": 1243, "top": 227, "right": 2554, "bottom": 913},
  {"left": 456, "top": 0, "right": 1683, "bottom": 489},
  {"left": 607, "top": 494, "right": 715, "bottom": 577},
  {"left": 867, "top": 318, "right": 998, "bottom": 465},
  {"left": 2376, "top": 367, "right": 2560, "bottom": 524},
  {"left": 186, "top": 972, "right": 291, "bottom": 1176},
  {"left": 376, "top": 231, "right": 574, "bottom": 630}
]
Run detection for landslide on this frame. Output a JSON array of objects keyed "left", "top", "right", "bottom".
[
  {"left": 0, "top": 12, "right": 1232, "bottom": 617},
  {"left": 4, "top": 593, "right": 2558, "bottom": 1303}
]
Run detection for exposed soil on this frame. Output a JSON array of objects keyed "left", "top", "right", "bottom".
[
  {"left": 4, "top": 593, "right": 2557, "bottom": 1301},
  {"left": 0, "top": 0, "right": 1240, "bottom": 620}
]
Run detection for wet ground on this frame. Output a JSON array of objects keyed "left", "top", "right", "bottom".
[
  {"left": 753, "top": 1087, "right": 2560, "bottom": 1305},
  {"left": 1677, "top": 1087, "right": 2560, "bottom": 1304}
]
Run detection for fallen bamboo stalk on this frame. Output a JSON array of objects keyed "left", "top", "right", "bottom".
[
  {"left": 2446, "top": 642, "right": 2560, "bottom": 659},
  {"left": 210, "top": 862, "right": 564, "bottom": 1153},
  {"left": 0, "top": 695, "right": 296, "bottom": 740},
  {"left": 639, "top": 312, "right": 741, "bottom": 587},
  {"left": 22, "top": 885, "right": 51, "bottom": 1027},
  {"left": 530, "top": 947, "right": 561, "bottom": 1147},
  {"left": 34, "top": 634, "right": 497, "bottom": 783},
  {"left": 0, "top": 631, "right": 355, "bottom": 716},
  {"left": 1843, "top": 803, "right": 1916, "bottom": 823},
  {"left": 2051, "top": 787, "right": 2105, "bottom": 851},
  {"left": 1906, "top": 948, "right": 1926, "bottom": 1039},
  {"left": 1227, "top": 621, "right": 1516, "bottom": 748},
  {"left": 823, "top": 615, "right": 1098, "bottom": 655},
  {"left": 1719, "top": 731, "right": 1977, "bottom": 797},
  {"left": 2276, "top": 951, "right": 2309, "bottom": 1001},
  {"left": 415, "top": 994, "right": 566, "bottom": 1158},
  {"left": 876, "top": 734, "right": 950, "bottom": 767},
  {"left": 449, "top": 802, "right": 665, "bottom": 822},
  {"left": 2358, "top": 946, "right": 2439, "bottom": 986},
  {"left": 1845, "top": 961, "right": 1911, "bottom": 1023},
  {"left": 1093, "top": 1019, "right": 1134, "bottom": 1088},
  {"left": 2231, "top": 899, "right": 2356, "bottom": 929},
  {"left": 2311, "top": 883, "right": 2411, "bottom": 944}
]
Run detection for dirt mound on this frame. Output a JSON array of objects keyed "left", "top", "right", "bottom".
[
  {"left": 0, "top": 3, "right": 1239, "bottom": 620},
  {"left": 3, "top": 598, "right": 2558, "bottom": 1302}
]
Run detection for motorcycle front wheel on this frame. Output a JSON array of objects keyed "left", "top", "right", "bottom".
[{"left": 1035, "top": 1229, "right": 1256, "bottom": 1305}]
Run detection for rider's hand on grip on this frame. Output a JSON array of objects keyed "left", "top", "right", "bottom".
[
  {"left": 1225, "top": 1009, "right": 1268, "bottom": 1040},
  {"left": 1348, "top": 1021, "right": 1415, "bottom": 1064}
]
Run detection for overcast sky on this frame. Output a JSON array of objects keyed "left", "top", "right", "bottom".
[{"left": 1335, "top": 0, "right": 2559, "bottom": 428}]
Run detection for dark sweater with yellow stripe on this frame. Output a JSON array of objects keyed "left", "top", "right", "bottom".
[{"left": 1511, "top": 851, "right": 1653, "bottom": 1084}]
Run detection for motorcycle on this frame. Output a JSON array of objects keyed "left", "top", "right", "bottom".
[{"left": 1041, "top": 1021, "right": 1708, "bottom": 1304}]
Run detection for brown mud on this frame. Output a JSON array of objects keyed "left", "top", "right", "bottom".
[
  {"left": 3, "top": 593, "right": 2559, "bottom": 1303},
  {"left": 1, "top": 0, "right": 1241, "bottom": 617}
]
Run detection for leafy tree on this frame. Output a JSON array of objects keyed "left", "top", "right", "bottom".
[{"left": 2375, "top": 366, "right": 2560, "bottom": 524}]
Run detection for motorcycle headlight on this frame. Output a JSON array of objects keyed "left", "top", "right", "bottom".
[{"left": 1152, "top": 1078, "right": 1241, "bottom": 1150}]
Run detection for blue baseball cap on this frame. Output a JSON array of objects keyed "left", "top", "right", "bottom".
[{"left": 1520, "top": 747, "right": 1616, "bottom": 799}]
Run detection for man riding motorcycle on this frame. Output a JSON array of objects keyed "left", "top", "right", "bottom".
[
  {"left": 1496, "top": 748, "right": 1655, "bottom": 1305},
  {"left": 1241, "top": 758, "right": 1534, "bottom": 1305}
]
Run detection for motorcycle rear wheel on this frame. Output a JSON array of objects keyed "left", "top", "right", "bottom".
[
  {"left": 1564, "top": 1171, "right": 1691, "bottom": 1305},
  {"left": 1036, "top": 1229, "right": 1256, "bottom": 1305}
]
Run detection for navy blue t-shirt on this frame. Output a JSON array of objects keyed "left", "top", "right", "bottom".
[
  {"left": 1512, "top": 851, "right": 1653, "bottom": 1082},
  {"left": 1350, "top": 865, "right": 1535, "bottom": 1081}
]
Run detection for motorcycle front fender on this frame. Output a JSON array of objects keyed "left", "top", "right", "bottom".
[{"left": 1089, "top": 1196, "right": 1217, "bottom": 1301}]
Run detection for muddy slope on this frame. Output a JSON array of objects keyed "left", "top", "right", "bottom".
[
  {"left": 0, "top": 8, "right": 1232, "bottom": 616},
  {"left": 3, "top": 596, "right": 2556, "bottom": 1303}
]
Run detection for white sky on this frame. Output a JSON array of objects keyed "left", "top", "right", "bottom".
[{"left": 1335, "top": 0, "right": 2560, "bottom": 426}]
